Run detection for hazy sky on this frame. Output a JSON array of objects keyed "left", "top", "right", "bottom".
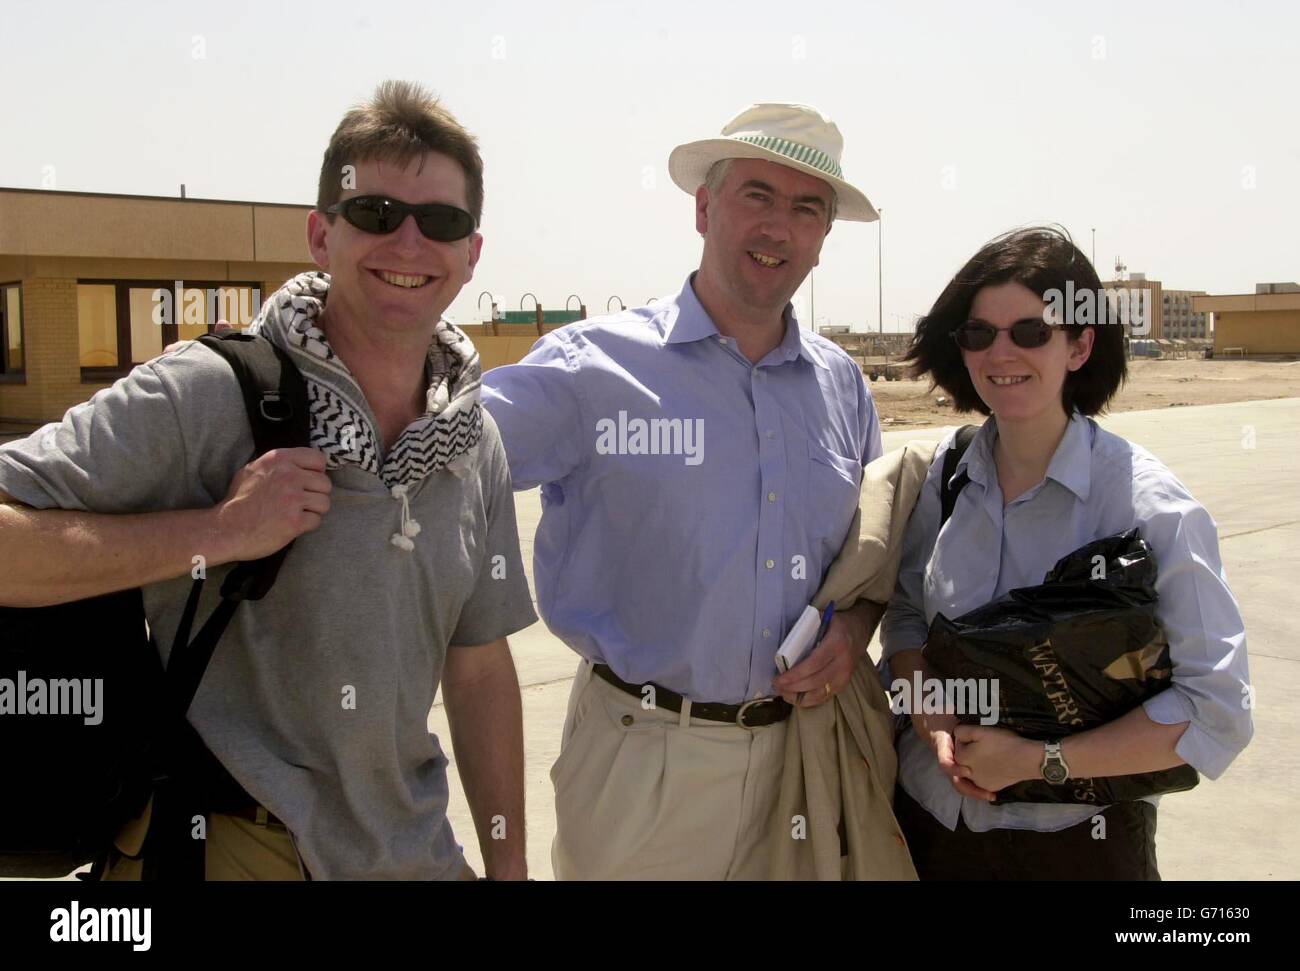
[{"left": 3, "top": 0, "right": 1296, "bottom": 331}]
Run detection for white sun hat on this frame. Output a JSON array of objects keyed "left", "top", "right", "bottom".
[{"left": 668, "top": 102, "right": 878, "bottom": 222}]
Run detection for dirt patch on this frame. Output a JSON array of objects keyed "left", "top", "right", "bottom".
[{"left": 867, "top": 358, "right": 1300, "bottom": 427}]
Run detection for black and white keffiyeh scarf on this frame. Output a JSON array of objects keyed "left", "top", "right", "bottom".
[{"left": 249, "top": 271, "right": 483, "bottom": 551}]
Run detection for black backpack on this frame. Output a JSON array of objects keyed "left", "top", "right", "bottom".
[{"left": 0, "top": 332, "right": 309, "bottom": 879}]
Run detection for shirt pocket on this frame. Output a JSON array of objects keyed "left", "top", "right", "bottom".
[{"left": 805, "top": 438, "right": 863, "bottom": 546}]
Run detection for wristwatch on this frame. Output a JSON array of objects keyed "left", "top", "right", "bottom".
[{"left": 1041, "top": 740, "right": 1070, "bottom": 784}]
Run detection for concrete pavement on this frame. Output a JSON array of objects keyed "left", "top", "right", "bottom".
[{"left": 430, "top": 397, "right": 1300, "bottom": 880}]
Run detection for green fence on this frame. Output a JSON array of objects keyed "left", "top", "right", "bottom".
[{"left": 499, "top": 310, "right": 584, "bottom": 325}]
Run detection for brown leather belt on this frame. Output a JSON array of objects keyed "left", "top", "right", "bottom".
[
  {"left": 592, "top": 663, "right": 791, "bottom": 728},
  {"left": 222, "top": 804, "right": 285, "bottom": 827}
]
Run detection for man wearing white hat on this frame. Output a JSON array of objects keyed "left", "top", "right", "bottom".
[{"left": 482, "top": 103, "right": 884, "bottom": 879}]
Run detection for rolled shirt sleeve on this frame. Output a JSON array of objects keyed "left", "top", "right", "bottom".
[
  {"left": 1134, "top": 473, "right": 1253, "bottom": 779},
  {"left": 481, "top": 332, "right": 588, "bottom": 491}
]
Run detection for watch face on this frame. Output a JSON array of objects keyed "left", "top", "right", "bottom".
[{"left": 1044, "top": 762, "right": 1069, "bottom": 785}]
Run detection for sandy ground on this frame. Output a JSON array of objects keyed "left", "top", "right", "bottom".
[
  {"left": 7, "top": 377, "right": 1298, "bottom": 883},
  {"left": 431, "top": 397, "right": 1300, "bottom": 881},
  {"left": 865, "top": 358, "right": 1300, "bottom": 427}
]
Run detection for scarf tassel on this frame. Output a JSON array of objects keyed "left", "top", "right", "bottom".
[{"left": 390, "top": 483, "right": 422, "bottom": 552}]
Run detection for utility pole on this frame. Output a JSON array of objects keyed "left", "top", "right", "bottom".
[{"left": 877, "top": 207, "right": 884, "bottom": 335}]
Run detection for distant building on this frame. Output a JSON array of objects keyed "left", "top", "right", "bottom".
[
  {"left": 818, "top": 324, "right": 850, "bottom": 335},
  {"left": 1103, "top": 272, "right": 1163, "bottom": 338},
  {"left": 1161, "top": 289, "right": 1209, "bottom": 340},
  {"left": 0, "top": 187, "right": 314, "bottom": 427},
  {"left": 1193, "top": 284, "right": 1300, "bottom": 356},
  {"left": 1101, "top": 272, "right": 1209, "bottom": 340},
  {"left": 818, "top": 331, "right": 911, "bottom": 358}
]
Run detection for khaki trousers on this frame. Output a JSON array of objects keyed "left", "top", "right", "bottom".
[
  {"left": 101, "top": 800, "right": 307, "bottom": 881},
  {"left": 551, "top": 660, "right": 787, "bottom": 880},
  {"left": 101, "top": 799, "right": 479, "bottom": 881}
]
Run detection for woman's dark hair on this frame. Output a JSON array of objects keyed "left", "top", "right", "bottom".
[{"left": 904, "top": 226, "right": 1127, "bottom": 416}]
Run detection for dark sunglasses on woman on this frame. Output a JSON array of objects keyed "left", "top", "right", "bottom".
[
  {"left": 951, "top": 318, "right": 1058, "bottom": 351},
  {"left": 326, "top": 195, "right": 477, "bottom": 242}
]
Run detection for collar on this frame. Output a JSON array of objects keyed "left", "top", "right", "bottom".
[
  {"left": 664, "top": 273, "right": 831, "bottom": 369},
  {"left": 248, "top": 270, "right": 484, "bottom": 553},
  {"left": 1043, "top": 412, "right": 1093, "bottom": 501},
  {"left": 955, "top": 412, "right": 1093, "bottom": 502}
]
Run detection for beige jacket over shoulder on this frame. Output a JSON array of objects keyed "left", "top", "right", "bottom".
[{"left": 768, "top": 438, "right": 942, "bottom": 881}]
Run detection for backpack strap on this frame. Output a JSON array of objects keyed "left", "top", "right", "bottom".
[
  {"left": 144, "top": 333, "right": 310, "bottom": 881},
  {"left": 165, "top": 333, "right": 310, "bottom": 715},
  {"left": 938, "top": 424, "right": 979, "bottom": 529},
  {"left": 196, "top": 333, "right": 311, "bottom": 602}
]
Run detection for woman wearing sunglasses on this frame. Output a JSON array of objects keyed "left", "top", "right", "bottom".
[{"left": 878, "top": 227, "right": 1252, "bottom": 879}]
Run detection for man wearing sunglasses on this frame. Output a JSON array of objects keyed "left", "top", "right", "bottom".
[
  {"left": 0, "top": 81, "right": 537, "bottom": 880},
  {"left": 482, "top": 104, "right": 885, "bottom": 879}
]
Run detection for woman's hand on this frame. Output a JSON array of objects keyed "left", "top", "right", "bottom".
[
  {"left": 913, "top": 710, "right": 998, "bottom": 802},
  {"left": 953, "top": 724, "right": 1042, "bottom": 794}
]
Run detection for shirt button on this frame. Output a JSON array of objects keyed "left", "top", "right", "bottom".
[
  {"left": 767, "top": 491, "right": 777, "bottom": 502},
  {"left": 766, "top": 559, "right": 775, "bottom": 569},
  {"left": 621, "top": 714, "right": 634, "bottom": 726},
  {"left": 763, "top": 628, "right": 772, "bottom": 638},
  {"left": 766, "top": 430, "right": 775, "bottom": 439}
]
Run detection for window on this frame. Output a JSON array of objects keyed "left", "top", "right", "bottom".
[
  {"left": 78, "top": 279, "right": 259, "bottom": 380},
  {"left": 78, "top": 284, "right": 119, "bottom": 368},
  {"left": 0, "top": 283, "right": 22, "bottom": 377},
  {"left": 127, "top": 288, "right": 165, "bottom": 362}
]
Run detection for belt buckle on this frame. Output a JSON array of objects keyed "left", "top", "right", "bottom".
[{"left": 736, "top": 697, "right": 774, "bottom": 729}]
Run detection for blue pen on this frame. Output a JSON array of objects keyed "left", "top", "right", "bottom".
[
  {"left": 795, "top": 601, "right": 836, "bottom": 706},
  {"left": 813, "top": 601, "right": 836, "bottom": 646}
]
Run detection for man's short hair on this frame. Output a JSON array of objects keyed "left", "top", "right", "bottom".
[
  {"left": 704, "top": 158, "right": 838, "bottom": 226},
  {"left": 317, "top": 80, "right": 484, "bottom": 224},
  {"left": 903, "top": 226, "right": 1127, "bottom": 417}
]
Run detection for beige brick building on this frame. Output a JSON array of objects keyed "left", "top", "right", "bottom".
[
  {"left": 0, "top": 187, "right": 315, "bottom": 427},
  {"left": 1194, "top": 286, "right": 1300, "bottom": 356}
]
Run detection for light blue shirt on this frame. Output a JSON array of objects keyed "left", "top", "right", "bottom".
[
  {"left": 879, "top": 413, "right": 1253, "bottom": 832},
  {"left": 482, "top": 274, "right": 882, "bottom": 703}
]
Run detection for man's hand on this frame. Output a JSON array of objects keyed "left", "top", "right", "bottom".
[
  {"left": 953, "top": 724, "right": 1040, "bottom": 795},
  {"left": 213, "top": 447, "right": 332, "bottom": 562},
  {"left": 772, "top": 612, "right": 862, "bottom": 707}
]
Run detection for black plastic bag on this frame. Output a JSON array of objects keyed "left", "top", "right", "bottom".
[{"left": 924, "top": 528, "right": 1198, "bottom": 805}]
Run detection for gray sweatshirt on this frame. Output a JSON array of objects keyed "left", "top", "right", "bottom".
[{"left": 0, "top": 340, "right": 537, "bottom": 879}]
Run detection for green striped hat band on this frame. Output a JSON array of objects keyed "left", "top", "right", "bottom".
[{"left": 733, "top": 134, "right": 843, "bottom": 179}]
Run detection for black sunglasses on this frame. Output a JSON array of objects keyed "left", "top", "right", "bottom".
[
  {"left": 950, "top": 318, "right": 1058, "bottom": 351},
  {"left": 326, "top": 195, "right": 477, "bottom": 242}
]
